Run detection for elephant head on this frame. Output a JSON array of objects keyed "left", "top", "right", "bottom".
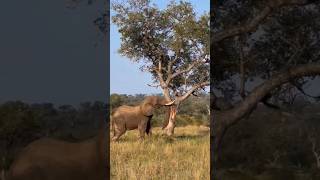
[{"left": 140, "top": 96, "right": 175, "bottom": 116}]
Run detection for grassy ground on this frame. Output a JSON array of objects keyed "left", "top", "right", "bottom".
[{"left": 110, "top": 125, "right": 210, "bottom": 180}]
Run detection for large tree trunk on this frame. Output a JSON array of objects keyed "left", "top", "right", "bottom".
[
  {"left": 163, "top": 106, "right": 178, "bottom": 136},
  {"left": 213, "top": 64, "right": 320, "bottom": 172},
  {"left": 161, "top": 86, "right": 178, "bottom": 136}
]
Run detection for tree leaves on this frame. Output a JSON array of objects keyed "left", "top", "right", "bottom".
[{"left": 112, "top": 0, "right": 209, "bottom": 97}]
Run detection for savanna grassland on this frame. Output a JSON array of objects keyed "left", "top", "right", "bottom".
[{"left": 110, "top": 125, "right": 210, "bottom": 180}]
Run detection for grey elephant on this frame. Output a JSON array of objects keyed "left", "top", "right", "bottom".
[{"left": 111, "top": 96, "right": 174, "bottom": 141}]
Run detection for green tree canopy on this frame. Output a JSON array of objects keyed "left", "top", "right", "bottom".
[{"left": 112, "top": 0, "right": 209, "bottom": 102}]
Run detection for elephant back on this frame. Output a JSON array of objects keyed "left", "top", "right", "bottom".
[
  {"left": 140, "top": 101, "right": 154, "bottom": 116},
  {"left": 113, "top": 105, "right": 140, "bottom": 117}
]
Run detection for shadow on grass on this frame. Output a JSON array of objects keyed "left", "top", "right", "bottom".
[
  {"left": 153, "top": 133, "right": 209, "bottom": 143},
  {"left": 174, "top": 134, "right": 209, "bottom": 140},
  {"left": 110, "top": 131, "right": 209, "bottom": 143}
]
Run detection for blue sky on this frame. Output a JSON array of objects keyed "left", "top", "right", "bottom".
[{"left": 110, "top": 0, "right": 209, "bottom": 95}]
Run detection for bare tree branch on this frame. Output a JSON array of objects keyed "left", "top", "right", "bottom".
[
  {"left": 177, "top": 81, "right": 210, "bottom": 102},
  {"left": 166, "top": 55, "right": 180, "bottom": 80},
  {"left": 213, "top": 6, "right": 272, "bottom": 43},
  {"left": 215, "top": 63, "right": 320, "bottom": 154},
  {"left": 212, "top": 0, "right": 313, "bottom": 43},
  {"left": 166, "top": 59, "right": 206, "bottom": 84},
  {"left": 147, "top": 83, "right": 161, "bottom": 88},
  {"left": 238, "top": 36, "right": 247, "bottom": 99},
  {"left": 309, "top": 136, "right": 320, "bottom": 169},
  {"left": 155, "top": 59, "right": 167, "bottom": 88}
]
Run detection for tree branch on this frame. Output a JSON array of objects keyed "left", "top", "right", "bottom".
[
  {"left": 212, "top": 0, "right": 313, "bottom": 43},
  {"left": 238, "top": 36, "right": 247, "bottom": 99},
  {"left": 177, "top": 81, "right": 209, "bottom": 102},
  {"left": 215, "top": 63, "right": 320, "bottom": 153},
  {"left": 166, "top": 55, "right": 180, "bottom": 82},
  {"left": 155, "top": 59, "right": 167, "bottom": 88},
  {"left": 147, "top": 83, "right": 161, "bottom": 88},
  {"left": 166, "top": 59, "right": 205, "bottom": 84},
  {"left": 290, "top": 80, "right": 320, "bottom": 99},
  {"left": 309, "top": 136, "right": 320, "bottom": 169},
  {"left": 212, "top": 6, "right": 272, "bottom": 43}
]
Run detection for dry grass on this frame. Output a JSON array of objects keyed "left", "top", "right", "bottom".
[{"left": 110, "top": 126, "right": 210, "bottom": 180}]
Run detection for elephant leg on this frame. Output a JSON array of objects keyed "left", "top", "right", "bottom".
[
  {"left": 138, "top": 120, "right": 148, "bottom": 140},
  {"left": 146, "top": 118, "right": 152, "bottom": 136},
  {"left": 112, "top": 124, "right": 125, "bottom": 141}
]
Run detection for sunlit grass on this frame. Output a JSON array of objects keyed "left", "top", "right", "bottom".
[{"left": 110, "top": 126, "right": 210, "bottom": 180}]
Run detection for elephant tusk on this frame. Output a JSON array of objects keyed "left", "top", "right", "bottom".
[{"left": 165, "top": 100, "right": 175, "bottom": 106}]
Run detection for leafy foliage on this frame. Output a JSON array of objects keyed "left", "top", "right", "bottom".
[
  {"left": 213, "top": 0, "right": 320, "bottom": 100},
  {"left": 112, "top": 0, "right": 209, "bottom": 96}
]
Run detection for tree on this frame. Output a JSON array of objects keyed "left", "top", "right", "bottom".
[
  {"left": 212, "top": 0, "right": 320, "bottom": 176},
  {"left": 110, "top": 94, "right": 125, "bottom": 110},
  {"left": 0, "top": 101, "right": 44, "bottom": 172},
  {"left": 112, "top": 0, "right": 209, "bottom": 135}
]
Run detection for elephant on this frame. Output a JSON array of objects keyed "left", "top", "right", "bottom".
[
  {"left": 111, "top": 96, "right": 175, "bottom": 141},
  {"left": 6, "top": 120, "right": 107, "bottom": 180}
]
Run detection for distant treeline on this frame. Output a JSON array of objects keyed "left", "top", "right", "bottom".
[{"left": 0, "top": 100, "right": 106, "bottom": 169}]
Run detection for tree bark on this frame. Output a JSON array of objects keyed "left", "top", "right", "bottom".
[
  {"left": 213, "top": 64, "right": 320, "bottom": 167},
  {"left": 163, "top": 105, "right": 178, "bottom": 136},
  {"left": 162, "top": 81, "right": 209, "bottom": 136}
]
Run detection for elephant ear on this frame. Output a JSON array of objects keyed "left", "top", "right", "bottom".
[{"left": 141, "top": 103, "right": 154, "bottom": 116}]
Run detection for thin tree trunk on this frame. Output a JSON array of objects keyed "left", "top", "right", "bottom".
[
  {"left": 310, "top": 137, "right": 320, "bottom": 169},
  {"left": 239, "top": 61, "right": 246, "bottom": 98},
  {"left": 239, "top": 38, "right": 246, "bottom": 99}
]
